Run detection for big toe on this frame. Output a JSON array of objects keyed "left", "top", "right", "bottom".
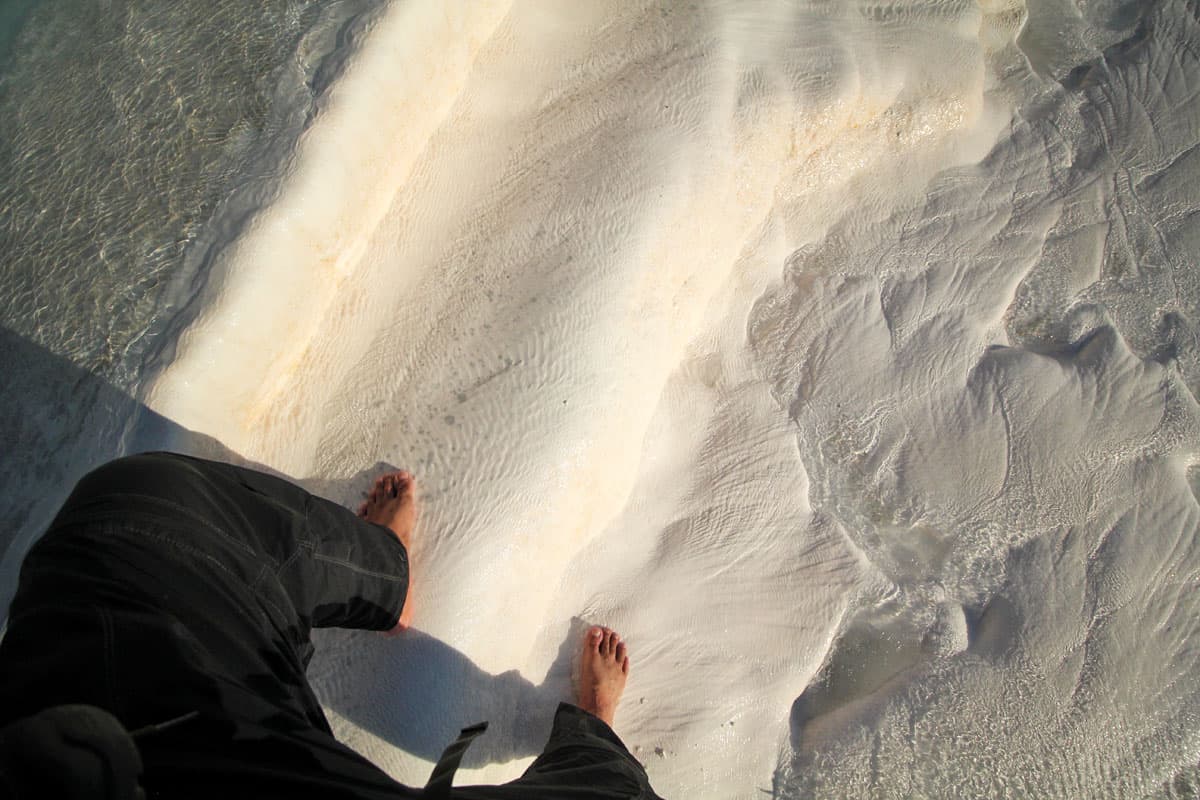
[{"left": 587, "top": 626, "right": 604, "bottom": 650}]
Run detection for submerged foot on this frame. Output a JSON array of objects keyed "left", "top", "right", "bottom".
[
  {"left": 578, "top": 626, "right": 630, "bottom": 727},
  {"left": 358, "top": 471, "right": 418, "bottom": 631}
]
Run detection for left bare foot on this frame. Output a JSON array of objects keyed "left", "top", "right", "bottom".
[{"left": 358, "top": 471, "right": 417, "bottom": 632}]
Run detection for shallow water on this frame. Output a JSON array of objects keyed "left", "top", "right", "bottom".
[{"left": 3, "top": 1, "right": 1199, "bottom": 797}]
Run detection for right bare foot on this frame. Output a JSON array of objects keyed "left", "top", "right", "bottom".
[
  {"left": 358, "top": 471, "right": 417, "bottom": 632},
  {"left": 578, "top": 626, "right": 630, "bottom": 727}
]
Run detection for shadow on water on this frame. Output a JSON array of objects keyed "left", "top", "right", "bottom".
[{"left": 0, "top": 325, "right": 568, "bottom": 770}]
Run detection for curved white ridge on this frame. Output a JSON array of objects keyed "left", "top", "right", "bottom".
[
  {"left": 146, "top": 1, "right": 513, "bottom": 473},
  {"left": 133, "top": 1, "right": 1200, "bottom": 797}
]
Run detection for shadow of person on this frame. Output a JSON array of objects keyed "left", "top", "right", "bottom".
[
  {"left": 0, "top": 325, "right": 232, "bottom": 618},
  {"left": 310, "top": 617, "right": 593, "bottom": 770},
  {"left": 0, "top": 324, "right": 385, "bottom": 612}
]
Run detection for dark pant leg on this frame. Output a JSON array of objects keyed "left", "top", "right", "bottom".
[
  {"left": 50, "top": 451, "right": 411, "bottom": 635},
  {"left": 450, "top": 704, "right": 663, "bottom": 800},
  {"left": 0, "top": 453, "right": 657, "bottom": 799},
  {"left": 30, "top": 451, "right": 411, "bottom": 727},
  {"left": 0, "top": 452, "right": 419, "bottom": 798}
]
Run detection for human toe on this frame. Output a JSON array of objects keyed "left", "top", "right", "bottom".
[{"left": 587, "top": 626, "right": 604, "bottom": 650}]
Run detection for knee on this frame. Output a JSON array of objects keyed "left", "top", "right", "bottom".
[{"left": 69, "top": 452, "right": 194, "bottom": 502}]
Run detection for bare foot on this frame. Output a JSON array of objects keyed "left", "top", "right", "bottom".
[
  {"left": 578, "top": 626, "right": 630, "bottom": 727},
  {"left": 357, "top": 471, "right": 417, "bottom": 632}
]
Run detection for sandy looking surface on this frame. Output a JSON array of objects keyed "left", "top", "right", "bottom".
[{"left": 138, "top": 1, "right": 1200, "bottom": 797}]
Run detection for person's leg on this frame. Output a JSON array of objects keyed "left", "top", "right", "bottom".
[
  {"left": 25, "top": 451, "right": 415, "bottom": 714},
  {"left": 2, "top": 453, "right": 658, "bottom": 798},
  {"left": 46, "top": 451, "right": 414, "bottom": 636},
  {"left": 496, "top": 703, "right": 659, "bottom": 799},
  {"left": 0, "top": 452, "right": 423, "bottom": 797},
  {"left": 447, "top": 628, "right": 663, "bottom": 800}
]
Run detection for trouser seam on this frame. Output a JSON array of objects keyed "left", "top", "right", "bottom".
[
  {"left": 251, "top": 563, "right": 274, "bottom": 594},
  {"left": 272, "top": 539, "right": 307, "bottom": 581},
  {"left": 311, "top": 551, "right": 407, "bottom": 582}
]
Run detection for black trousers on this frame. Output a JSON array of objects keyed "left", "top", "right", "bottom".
[{"left": 0, "top": 453, "right": 660, "bottom": 799}]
